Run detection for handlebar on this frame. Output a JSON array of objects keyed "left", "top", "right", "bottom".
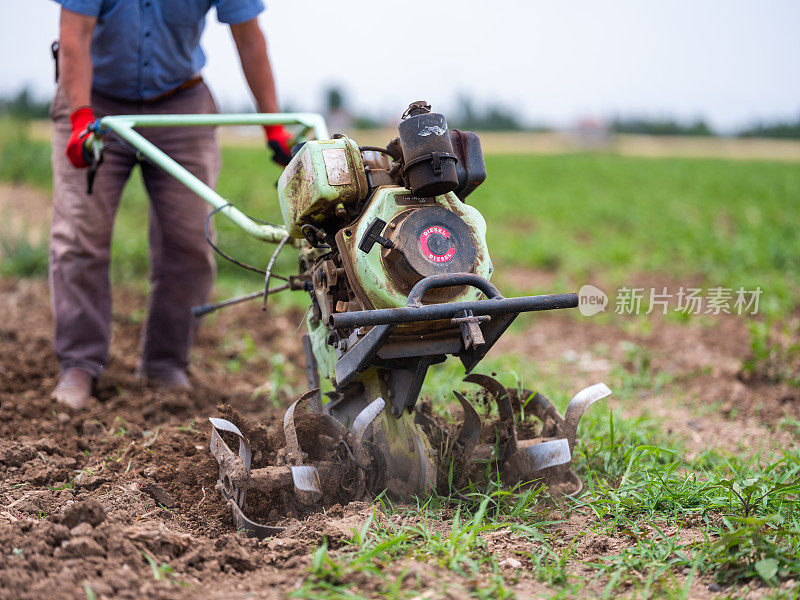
[
  {"left": 330, "top": 273, "right": 578, "bottom": 329},
  {"left": 84, "top": 113, "right": 330, "bottom": 244}
]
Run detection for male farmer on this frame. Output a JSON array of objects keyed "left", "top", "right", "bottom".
[{"left": 51, "top": 0, "right": 291, "bottom": 409}]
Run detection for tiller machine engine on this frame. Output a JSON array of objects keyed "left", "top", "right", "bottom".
[
  {"left": 85, "top": 101, "right": 610, "bottom": 538},
  {"left": 207, "top": 102, "right": 610, "bottom": 536}
]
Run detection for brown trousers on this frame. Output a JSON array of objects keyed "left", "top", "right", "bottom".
[{"left": 50, "top": 82, "right": 221, "bottom": 379}]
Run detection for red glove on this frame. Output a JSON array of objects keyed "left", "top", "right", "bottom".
[
  {"left": 66, "top": 106, "right": 95, "bottom": 168},
  {"left": 263, "top": 125, "right": 292, "bottom": 167}
]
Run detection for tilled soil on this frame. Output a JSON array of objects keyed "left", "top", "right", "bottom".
[
  {"left": 1, "top": 277, "right": 797, "bottom": 599},
  {"left": 1, "top": 279, "right": 528, "bottom": 599}
]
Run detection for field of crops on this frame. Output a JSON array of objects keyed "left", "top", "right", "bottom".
[{"left": 1, "top": 119, "right": 799, "bottom": 599}]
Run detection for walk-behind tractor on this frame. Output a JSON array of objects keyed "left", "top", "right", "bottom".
[{"left": 86, "top": 102, "right": 611, "bottom": 537}]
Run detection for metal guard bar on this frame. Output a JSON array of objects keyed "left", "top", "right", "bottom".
[
  {"left": 93, "top": 113, "right": 329, "bottom": 244},
  {"left": 330, "top": 273, "right": 578, "bottom": 329}
]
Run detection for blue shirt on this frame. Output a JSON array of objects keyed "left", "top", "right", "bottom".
[{"left": 55, "top": 0, "right": 265, "bottom": 101}]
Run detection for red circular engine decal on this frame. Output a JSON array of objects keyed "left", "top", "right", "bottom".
[{"left": 419, "top": 226, "right": 456, "bottom": 263}]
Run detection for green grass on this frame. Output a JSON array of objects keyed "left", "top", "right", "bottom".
[
  {"left": 304, "top": 328, "right": 800, "bottom": 597},
  {"left": 3, "top": 118, "right": 800, "bottom": 597},
  {"left": 291, "top": 407, "right": 800, "bottom": 598},
  {"left": 2, "top": 120, "right": 799, "bottom": 316},
  {"left": 476, "top": 154, "right": 800, "bottom": 317},
  {"left": 0, "top": 229, "right": 49, "bottom": 277},
  {"left": 576, "top": 414, "right": 800, "bottom": 597},
  {"left": 0, "top": 118, "right": 51, "bottom": 186}
]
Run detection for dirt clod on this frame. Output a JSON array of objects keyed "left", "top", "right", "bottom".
[
  {"left": 140, "top": 481, "right": 178, "bottom": 508},
  {"left": 58, "top": 499, "right": 106, "bottom": 529},
  {"left": 55, "top": 536, "right": 106, "bottom": 558}
]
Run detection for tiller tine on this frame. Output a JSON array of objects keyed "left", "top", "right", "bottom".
[
  {"left": 503, "top": 438, "right": 572, "bottom": 481},
  {"left": 283, "top": 390, "right": 325, "bottom": 504},
  {"left": 563, "top": 383, "right": 612, "bottom": 453},
  {"left": 208, "top": 391, "right": 391, "bottom": 538},
  {"left": 453, "top": 391, "right": 481, "bottom": 460},
  {"left": 208, "top": 417, "right": 286, "bottom": 538},
  {"left": 464, "top": 375, "right": 612, "bottom": 495}
]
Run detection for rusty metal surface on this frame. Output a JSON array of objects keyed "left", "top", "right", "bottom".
[
  {"left": 453, "top": 310, "right": 486, "bottom": 349},
  {"left": 459, "top": 311, "right": 517, "bottom": 373}
]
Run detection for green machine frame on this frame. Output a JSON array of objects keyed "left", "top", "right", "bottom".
[{"left": 91, "top": 112, "right": 330, "bottom": 243}]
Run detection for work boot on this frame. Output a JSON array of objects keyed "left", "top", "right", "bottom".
[
  {"left": 52, "top": 368, "right": 94, "bottom": 410},
  {"left": 142, "top": 368, "right": 192, "bottom": 391}
]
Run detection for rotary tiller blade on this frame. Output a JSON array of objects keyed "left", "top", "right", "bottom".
[
  {"left": 282, "top": 390, "right": 325, "bottom": 505},
  {"left": 463, "top": 374, "right": 611, "bottom": 494},
  {"left": 208, "top": 417, "right": 286, "bottom": 538}
]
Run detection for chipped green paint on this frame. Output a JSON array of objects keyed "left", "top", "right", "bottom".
[
  {"left": 307, "top": 315, "right": 337, "bottom": 381},
  {"left": 277, "top": 136, "right": 369, "bottom": 238}
]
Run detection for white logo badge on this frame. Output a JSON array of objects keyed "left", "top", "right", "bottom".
[{"left": 578, "top": 285, "right": 608, "bottom": 316}]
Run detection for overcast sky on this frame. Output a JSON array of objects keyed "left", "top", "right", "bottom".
[{"left": 3, "top": 1, "right": 799, "bottom": 132}]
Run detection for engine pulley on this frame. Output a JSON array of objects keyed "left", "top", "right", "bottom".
[{"left": 383, "top": 206, "right": 477, "bottom": 291}]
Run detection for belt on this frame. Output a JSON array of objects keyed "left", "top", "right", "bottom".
[
  {"left": 147, "top": 76, "right": 204, "bottom": 102},
  {"left": 92, "top": 75, "right": 204, "bottom": 104}
]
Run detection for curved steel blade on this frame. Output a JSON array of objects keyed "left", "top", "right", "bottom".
[
  {"left": 453, "top": 391, "right": 481, "bottom": 459},
  {"left": 350, "top": 397, "right": 386, "bottom": 449},
  {"left": 463, "top": 374, "right": 519, "bottom": 459},
  {"left": 522, "top": 391, "right": 563, "bottom": 425},
  {"left": 282, "top": 389, "right": 325, "bottom": 504},
  {"left": 226, "top": 498, "right": 285, "bottom": 539},
  {"left": 504, "top": 438, "right": 572, "bottom": 484},
  {"left": 290, "top": 465, "right": 323, "bottom": 504},
  {"left": 463, "top": 374, "right": 506, "bottom": 404},
  {"left": 564, "top": 383, "right": 611, "bottom": 452},
  {"left": 209, "top": 417, "right": 251, "bottom": 470},
  {"left": 283, "top": 388, "right": 321, "bottom": 464},
  {"left": 464, "top": 374, "right": 561, "bottom": 427},
  {"left": 463, "top": 373, "right": 515, "bottom": 422},
  {"left": 209, "top": 417, "right": 245, "bottom": 438},
  {"left": 348, "top": 396, "right": 386, "bottom": 470}
]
